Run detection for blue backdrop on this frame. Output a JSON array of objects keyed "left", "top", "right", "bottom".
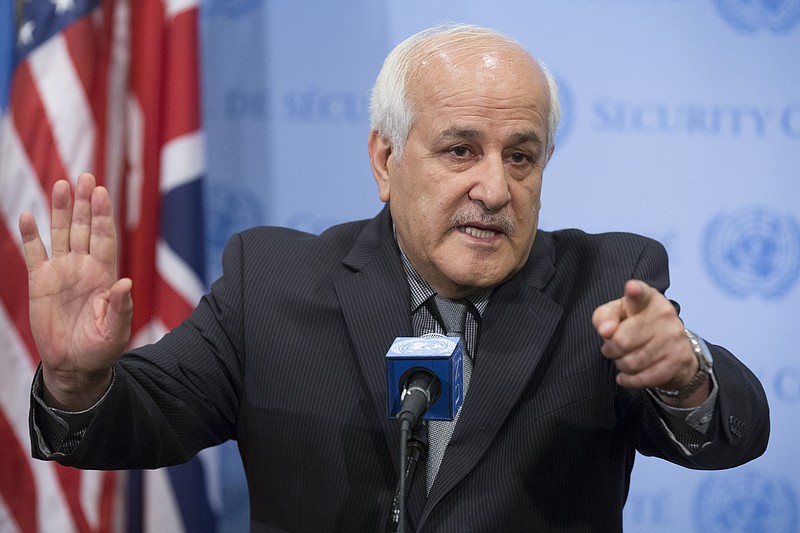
[{"left": 200, "top": 1, "right": 800, "bottom": 531}]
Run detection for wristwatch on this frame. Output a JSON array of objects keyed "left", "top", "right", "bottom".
[{"left": 654, "top": 329, "right": 713, "bottom": 400}]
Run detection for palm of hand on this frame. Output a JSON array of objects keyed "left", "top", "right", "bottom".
[
  {"left": 19, "top": 174, "right": 132, "bottom": 404},
  {"left": 28, "top": 249, "right": 126, "bottom": 374}
]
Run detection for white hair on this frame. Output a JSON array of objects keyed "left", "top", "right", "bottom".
[{"left": 369, "top": 23, "right": 561, "bottom": 160}]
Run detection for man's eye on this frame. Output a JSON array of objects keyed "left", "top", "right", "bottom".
[
  {"left": 509, "top": 152, "right": 531, "bottom": 164},
  {"left": 451, "top": 146, "right": 470, "bottom": 157}
]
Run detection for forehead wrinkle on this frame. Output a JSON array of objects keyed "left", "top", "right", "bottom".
[{"left": 436, "top": 127, "right": 543, "bottom": 148}]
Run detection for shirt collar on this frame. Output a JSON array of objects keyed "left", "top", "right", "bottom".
[{"left": 396, "top": 239, "right": 492, "bottom": 315}]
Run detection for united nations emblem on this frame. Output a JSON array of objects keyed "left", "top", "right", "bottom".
[
  {"left": 693, "top": 470, "right": 798, "bottom": 532},
  {"left": 206, "top": 182, "right": 263, "bottom": 279},
  {"left": 714, "top": 0, "right": 800, "bottom": 33},
  {"left": 392, "top": 337, "right": 457, "bottom": 355},
  {"left": 703, "top": 206, "right": 800, "bottom": 298}
]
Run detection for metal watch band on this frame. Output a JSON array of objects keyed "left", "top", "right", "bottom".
[{"left": 654, "top": 329, "right": 712, "bottom": 400}]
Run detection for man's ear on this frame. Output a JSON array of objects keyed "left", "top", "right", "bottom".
[
  {"left": 546, "top": 143, "right": 555, "bottom": 165},
  {"left": 368, "top": 130, "right": 392, "bottom": 202}
]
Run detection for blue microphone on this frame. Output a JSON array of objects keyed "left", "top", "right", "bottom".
[
  {"left": 386, "top": 335, "right": 462, "bottom": 533},
  {"left": 386, "top": 335, "right": 464, "bottom": 426}
]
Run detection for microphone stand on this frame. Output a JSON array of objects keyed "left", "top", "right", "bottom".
[
  {"left": 387, "top": 367, "right": 439, "bottom": 532},
  {"left": 386, "top": 430, "right": 427, "bottom": 533}
]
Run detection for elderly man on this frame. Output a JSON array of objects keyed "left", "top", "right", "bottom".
[{"left": 21, "top": 23, "right": 768, "bottom": 532}]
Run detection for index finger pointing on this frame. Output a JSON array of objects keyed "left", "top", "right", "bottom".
[{"left": 621, "top": 280, "right": 654, "bottom": 316}]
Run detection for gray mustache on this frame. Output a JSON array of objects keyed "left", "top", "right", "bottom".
[{"left": 450, "top": 210, "right": 515, "bottom": 235}]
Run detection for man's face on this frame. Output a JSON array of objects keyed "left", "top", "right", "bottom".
[{"left": 370, "top": 42, "right": 552, "bottom": 298}]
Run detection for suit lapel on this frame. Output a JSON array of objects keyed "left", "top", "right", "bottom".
[
  {"left": 334, "top": 215, "right": 563, "bottom": 528},
  {"left": 335, "top": 209, "right": 437, "bottom": 527},
  {"left": 420, "top": 233, "right": 562, "bottom": 523},
  {"left": 333, "top": 208, "right": 412, "bottom": 476}
]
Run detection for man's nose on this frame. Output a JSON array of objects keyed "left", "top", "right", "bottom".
[{"left": 469, "top": 155, "right": 511, "bottom": 211}]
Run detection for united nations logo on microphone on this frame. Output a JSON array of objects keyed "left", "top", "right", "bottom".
[
  {"left": 703, "top": 206, "right": 800, "bottom": 298},
  {"left": 714, "top": 0, "right": 800, "bottom": 33},
  {"left": 391, "top": 337, "right": 458, "bottom": 356},
  {"left": 692, "top": 470, "right": 798, "bottom": 532}
]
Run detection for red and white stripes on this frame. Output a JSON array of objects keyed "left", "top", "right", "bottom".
[{"left": 0, "top": 1, "right": 208, "bottom": 531}]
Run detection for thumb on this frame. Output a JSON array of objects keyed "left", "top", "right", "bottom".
[
  {"left": 592, "top": 297, "right": 625, "bottom": 339},
  {"left": 106, "top": 278, "right": 133, "bottom": 344}
]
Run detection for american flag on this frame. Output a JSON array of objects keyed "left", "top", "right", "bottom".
[{"left": 0, "top": 1, "right": 216, "bottom": 531}]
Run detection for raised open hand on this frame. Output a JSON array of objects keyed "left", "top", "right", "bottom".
[{"left": 19, "top": 173, "right": 132, "bottom": 410}]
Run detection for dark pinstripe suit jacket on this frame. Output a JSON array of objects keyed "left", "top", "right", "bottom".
[{"left": 42, "top": 206, "right": 769, "bottom": 532}]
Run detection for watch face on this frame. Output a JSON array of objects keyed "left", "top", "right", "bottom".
[
  {"left": 697, "top": 337, "right": 713, "bottom": 369},
  {"left": 702, "top": 340, "right": 713, "bottom": 365},
  {"left": 687, "top": 329, "right": 713, "bottom": 369}
]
